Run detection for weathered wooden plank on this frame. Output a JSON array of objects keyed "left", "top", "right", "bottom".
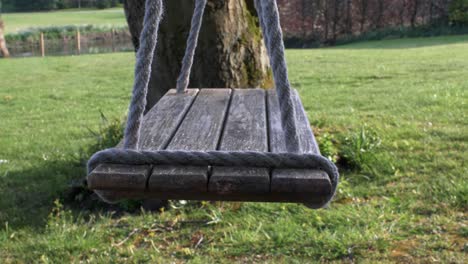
[
  {"left": 267, "top": 90, "right": 319, "bottom": 154},
  {"left": 267, "top": 89, "right": 332, "bottom": 202},
  {"left": 88, "top": 88, "right": 333, "bottom": 204},
  {"left": 209, "top": 89, "right": 270, "bottom": 195},
  {"left": 87, "top": 89, "right": 200, "bottom": 191},
  {"left": 89, "top": 164, "right": 151, "bottom": 191},
  {"left": 149, "top": 89, "right": 232, "bottom": 193}
]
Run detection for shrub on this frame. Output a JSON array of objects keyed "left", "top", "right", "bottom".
[
  {"left": 317, "top": 133, "right": 339, "bottom": 163},
  {"left": 96, "top": 0, "right": 110, "bottom": 9},
  {"left": 449, "top": 0, "right": 468, "bottom": 26},
  {"left": 96, "top": 0, "right": 119, "bottom": 9},
  {"left": 56, "top": 0, "right": 72, "bottom": 9},
  {"left": 339, "top": 126, "right": 382, "bottom": 173}
]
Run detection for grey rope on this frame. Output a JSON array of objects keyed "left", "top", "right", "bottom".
[
  {"left": 176, "top": 0, "right": 207, "bottom": 93},
  {"left": 88, "top": 150, "right": 337, "bottom": 173},
  {"left": 89, "top": 0, "right": 339, "bottom": 208},
  {"left": 255, "top": 0, "right": 301, "bottom": 153},
  {"left": 123, "top": 0, "right": 163, "bottom": 149},
  {"left": 87, "top": 148, "right": 339, "bottom": 208},
  {"left": 254, "top": 0, "right": 269, "bottom": 49}
]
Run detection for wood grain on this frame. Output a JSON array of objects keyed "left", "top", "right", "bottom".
[
  {"left": 149, "top": 89, "right": 232, "bottom": 193},
  {"left": 267, "top": 89, "right": 332, "bottom": 204},
  {"left": 209, "top": 89, "right": 270, "bottom": 195},
  {"left": 87, "top": 89, "right": 199, "bottom": 191},
  {"left": 87, "top": 88, "right": 332, "bottom": 205}
]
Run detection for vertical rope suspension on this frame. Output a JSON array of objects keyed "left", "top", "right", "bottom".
[
  {"left": 123, "top": 0, "right": 164, "bottom": 149},
  {"left": 256, "top": 0, "right": 301, "bottom": 153},
  {"left": 176, "top": 0, "right": 207, "bottom": 93},
  {"left": 124, "top": 0, "right": 301, "bottom": 153},
  {"left": 254, "top": 0, "right": 269, "bottom": 49}
]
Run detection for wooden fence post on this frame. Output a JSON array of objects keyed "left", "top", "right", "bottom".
[
  {"left": 111, "top": 28, "right": 115, "bottom": 52},
  {"left": 76, "top": 30, "right": 81, "bottom": 55},
  {"left": 40, "top": 32, "right": 45, "bottom": 57}
]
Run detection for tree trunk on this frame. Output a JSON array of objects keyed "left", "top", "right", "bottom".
[
  {"left": 374, "top": 0, "right": 384, "bottom": 29},
  {"left": 359, "top": 0, "right": 368, "bottom": 33},
  {"left": 345, "top": 0, "right": 352, "bottom": 34},
  {"left": 410, "top": 0, "right": 421, "bottom": 28},
  {"left": 331, "top": 0, "right": 339, "bottom": 44},
  {"left": 124, "top": 0, "right": 271, "bottom": 112},
  {"left": 0, "top": 19, "right": 10, "bottom": 58},
  {"left": 399, "top": 1, "right": 406, "bottom": 26},
  {"left": 324, "top": 0, "right": 329, "bottom": 41}
]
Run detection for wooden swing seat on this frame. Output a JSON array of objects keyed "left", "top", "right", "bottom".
[{"left": 87, "top": 88, "right": 332, "bottom": 205}]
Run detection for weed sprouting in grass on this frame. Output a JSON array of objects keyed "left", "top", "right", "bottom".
[
  {"left": 47, "top": 200, "right": 75, "bottom": 231},
  {"left": 338, "top": 126, "right": 387, "bottom": 177},
  {"left": 316, "top": 126, "right": 394, "bottom": 180},
  {"left": 317, "top": 133, "right": 339, "bottom": 162},
  {"left": 80, "top": 111, "right": 125, "bottom": 163}
]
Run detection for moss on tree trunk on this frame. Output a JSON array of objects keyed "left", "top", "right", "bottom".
[{"left": 124, "top": 0, "right": 272, "bottom": 112}]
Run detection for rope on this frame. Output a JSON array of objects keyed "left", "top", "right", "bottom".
[
  {"left": 88, "top": 150, "right": 336, "bottom": 173},
  {"left": 89, "top": 0, "right": 339, "bottom": 208},
  {"left": 176, "top": 0, "right": 207, "bottom": 93},
  {"left": 123, "top": 0, "right": 163, "bottom": 149},
  {"left": 87, "top": 148, "right": 339, "bottom": 208},
  {"left": 255, "top": 0, "right": 300, "bottom": 153},
  {"left": 254, "top": 0, "right": 269, "bottom": 52}
]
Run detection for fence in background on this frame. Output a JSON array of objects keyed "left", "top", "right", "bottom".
[{"left": 6, "top": 29, "right": 133, "bottom": 58}]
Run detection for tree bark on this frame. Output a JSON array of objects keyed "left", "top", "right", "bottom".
[
  {"left": 374, "top": 0, "right": 384, "bottom": 29},
  {"left": 410, "top": 0, "right": 421, "bottom": 28},
  {"left": 0, "top": 19, "right": 10, "bottom": 58},
  {"left": 345, "top": 0, "right": 352, "bottom": 34},
  {"left": 124, "top": 0, "right": 271, "bottom": 112},
  {"left": 324, "top": 0, "right": 329, "bottom": 41},
  {"left": 331, "top": 0, "right": 340, "bottom": 44},
  {"left": 359, "top": 0, "right": 368, "bottom": 33}
]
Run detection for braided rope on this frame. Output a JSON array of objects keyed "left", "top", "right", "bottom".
[
  {"left": 87, "top": 148, "right": 339, "bottom": 207},
  {"left": 123, "top": 0, "right": 163, "bottom": 149},
  {"left": 176, "top": 0, "right": 207, "bottom": 93},
  {"left": 89, "top": 150, "right": 335, "bottom": 173},
  {"left": 256, "top": 0, "right": 300, "bottom": 153}
]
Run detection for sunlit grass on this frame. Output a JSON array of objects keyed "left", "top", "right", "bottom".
[{"left": 0, "top": 35, "right": 467, "bottom": 262}]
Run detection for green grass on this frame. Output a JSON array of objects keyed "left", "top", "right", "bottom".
[
  {"left": 1, "top": 8, "right": 126, "bottom": 34},
  {"left": 0, "top": 35, "right": 467, "bottom": 262}
]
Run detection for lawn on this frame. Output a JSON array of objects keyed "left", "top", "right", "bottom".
[
  {"left": 1, "top": 8, "right": 127, "bottom": 34},
  {"left": 0, "top": 35, "right": 467, "bottom": 262}
]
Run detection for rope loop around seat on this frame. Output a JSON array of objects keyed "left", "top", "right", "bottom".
[{"left": 88, "top": 148, "right": 339, "bottom": 208}]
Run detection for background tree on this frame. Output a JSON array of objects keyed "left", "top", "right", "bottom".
[
  {"left": 281, "top": 0, "right": 456, "bottom": 45},
  {"left": 123, "top": 0, "right": 271, "bottom": 111},
  {"left": 449, "top": 0, "right": 468, "bottom": 26}
]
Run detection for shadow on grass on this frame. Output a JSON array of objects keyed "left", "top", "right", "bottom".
[
  {"left": 0, "top": 159, "right": 82, "bottom": 228},
  {"left": 0, "top": 159, "right": 164, "bottom": 230}
]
